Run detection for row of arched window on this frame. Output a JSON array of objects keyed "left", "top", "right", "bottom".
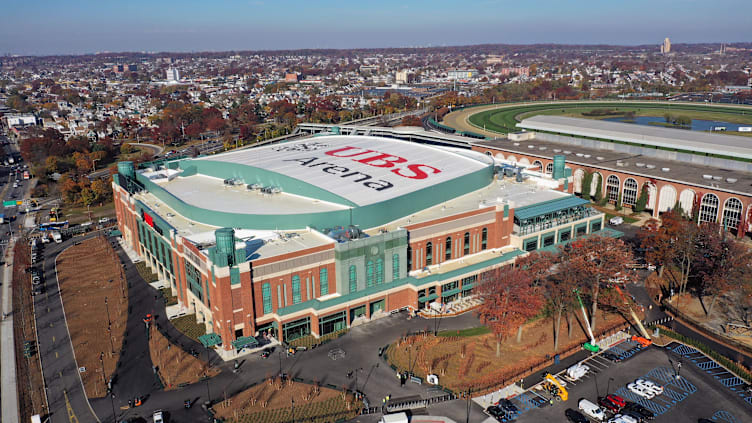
[
  {"left": 424, "top": 228, "right": 488, "bottom": 266},
  {"left": 348, "top": 254, "right": 400, "bottom": 293}
]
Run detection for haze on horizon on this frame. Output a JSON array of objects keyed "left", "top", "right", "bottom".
[{"left": 2, "top": 0, "right": 751, "bottom": 56}]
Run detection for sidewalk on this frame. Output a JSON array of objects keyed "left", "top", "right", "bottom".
[{"left": 1, "top": 238, "right": 19, "bottom": 423}]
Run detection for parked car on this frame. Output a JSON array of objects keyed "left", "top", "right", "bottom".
[
  {"left": 608, "top": 414, "right": 637, "bottom": 423},
  {"left": 634, "top": 379, "right": 663, "bottom": 395},
  {"left": 496, "top": 398, "right": 518, "bottom": 414},
  {"left": 627, "top": 382, "right": 655, "bottom": 399},
  {"left": 152, "top": 410, "right": 164, "bottom": 423},
  {"left": 598, "top": 397, "right": 621, "bottom": 413},
  {"left": 623, "top": 401, "right": 655, "bottom": 420},
  {"left": 609, "top": 216, "right": 624, "bottom": 225},
  {"left": 606, "top": 394, "right": 625, "bottom": 408},
  {"left": 565, "top": 408, "right": 589, "bottom": 423},
  {"left": 567, "top": 363, "right": 590, "bottom": 381},
  {"left": 486, "top": 405, "right": 504, "bottom": 418},
  {"left": 602, "top": 351, "right": 622, "bottom": 362}
]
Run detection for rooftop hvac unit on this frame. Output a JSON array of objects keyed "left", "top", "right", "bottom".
[
  {"left": 702, "top": 174, "right": 713, "bottom": 180},
  {"left": 575, "top": 153, "right": 584, "bottom": 157},
  {"left": 528, "top": 145, "right": 535, "bottom": 149},
  {"left": 539, "top": 146, "right": 547, "bottom": 150},
  {"left": 583, "top": 154, "right": 591, "bottom": 158},
  {"left": 513, "top": 142, "right": 520, "bottom": 146},
  {"left": 661, "top": 168, "right": 670, "bottom": 172},
  {"left": 712, "top": 175, "right": 722, "bottom": 181},
  {"left": 636, "top": 163, "right": 645, "bottom": 167},
  {"left": 596, "top": 156, "right": 604, "bottom": 160},
  {"left": 645, "top": 164, "right": 655, "bottom": 169},
  {"left": 563, "top": 150, "right": 572, "bottom": 154},
  {"left": 726, "top": 178, "right": 738, "bottom": 183},
  {"left": 554, "top": 149, "right": 562, "bottom": 153}
]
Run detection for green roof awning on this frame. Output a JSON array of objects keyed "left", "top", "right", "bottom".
[
  {"left": 109, "top": 230, "right": 122, "bottom": 237},
  {"left": 514, "top": 196, "right": 590, "bottom": 221},
  {"left": 441, "top": 288, "right": 461, "bottom": 297},
  {"left": 198, "top": 333, "right": 222, "bottom": 348},
  {"left": 232, "top": 336, "right": 259, "bottom": 349}
]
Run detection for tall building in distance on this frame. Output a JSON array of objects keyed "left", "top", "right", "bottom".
[
  {"left": 660, "top": 37, "right": 671, "bottom": 54},
  {"left": 166, "top": 67, "right": 180, "bottom": 82}
]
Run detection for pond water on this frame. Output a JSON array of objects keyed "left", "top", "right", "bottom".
[{"left": 604, "top": 116, "right": 750, "bottom": 132}]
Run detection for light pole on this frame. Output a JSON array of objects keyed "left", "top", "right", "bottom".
[
  {"left": 104, "top": 297, "right": 114, "bottom": 353},
  {"left": 291, "top": 397, "right": 295, "bottom": 423},
  {"left": 606, "top": 377, "right": 614, "bottom": 395},
  {"left": 465, "top": 387, "right": 472, "bottom": 423},
  {"left": 278, "top": 351, "right": 283, "bottom": 377},
  {"left": 109, "top": 393, "right": 117, "bottom": 423},
  {"left": 205, "top": 346, "right": 212, "bottom": 405}
]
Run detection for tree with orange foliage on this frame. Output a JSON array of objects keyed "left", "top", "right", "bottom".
[
  {"left": 476, "top": 266, "right": 544, "bottom": 357},
  {"left": 558, "top": 236, "right": 633, "bottom": 331}
]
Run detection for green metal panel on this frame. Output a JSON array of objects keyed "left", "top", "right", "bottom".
[
  {"left": 135, "top": 160, "right": 493, "bottom": 230},
  {"left": 276, "top": 249, "right": 525, "bottom": 316},
  {"left": 514, "top": 196, "right": 589, "bottom": 220},
  {"left": 441, "top": 288, "right": 461, "bottom": 297}
]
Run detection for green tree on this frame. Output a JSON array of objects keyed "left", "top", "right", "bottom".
[
  {"left": 673, "top": 199, "right": 685, "bottom": 217},
  {"left": 80, "top": 188, "right": 96, "bottom": 206},
  {"left": 581, "top": 171, "right": 593, "bottom": 201},
  {"left": 615, "top": 192, "right": 622, "bottom": 211},
  {"left": 634, "top": 185, "right": 649, "bottom": 213}
]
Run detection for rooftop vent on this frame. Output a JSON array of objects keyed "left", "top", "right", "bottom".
[
  {"left": 575, "top": 153, "right": 584, "bottom": 157},
  {"left": 596, "top": 156, "right": 604, "bottom": 160},
  {"left": 661, "top": 167, "right": 670, "bottom": 172},
  {"left": 703, "top": 174, "right": 713, "bottom": 180},
  {"left": 553, "top": 149, "right": 562, "bottom": 153},
  {"left": 636, "top": 163, "right": 645, "bottom": 167},
  {"left": 513, "top": 142, "right": 520, "bottom": 146},
  {"left": 538, "top": 146, "right": 547, "bottom": 150},
  {"left": 646, "top": 164, "right": 655, "bottom": 169},
  {"left": 528, "top": 145, "right": 535, "bottom": 149},
  {"left": 583, "top": 154, "right": 591, "bottom": 158},
  {"left": 712, "top": 175, "right": 722, "bottom": 181},
  {"left": 564, "top": 150, "right": 572, "bottom": 154},
  {"left": 727, "top": 178, "right": 738, "bottom": 183}
]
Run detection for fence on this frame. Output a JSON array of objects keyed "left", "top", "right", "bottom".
[{"left": 662, "top": 302, "right": 752, "bottom": 358}]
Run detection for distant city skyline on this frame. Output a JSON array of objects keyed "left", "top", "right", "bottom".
[{"left": 2, "top": 0, "right": 751, "bottom": 55}]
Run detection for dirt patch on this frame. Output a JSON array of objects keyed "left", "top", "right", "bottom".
[
  {"left": 387, "top": 310, "right": 627, "bottom": 393},
  {"left": 212, "top": 377, "right": 360, "bottom": 423},
  {"left": 57, "top": 236, "right": 128, "bottom": 398},
  {"left": 11, "top": 241, "right": 48, "bottom": 421},
  {"left": 149, "top": 325, "right": 219, "bottom": 390}
]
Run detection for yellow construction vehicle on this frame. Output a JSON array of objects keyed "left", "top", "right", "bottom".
[{"left": 544, "top": 373, "right": 568, "bottom": 401}]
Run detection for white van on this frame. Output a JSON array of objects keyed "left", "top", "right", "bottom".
[
  {"left": 379, "top": 412, "right": 408, "bottom": 423},
  {"left": 579, "top": 398, "right": 606, "bottom": 421}
]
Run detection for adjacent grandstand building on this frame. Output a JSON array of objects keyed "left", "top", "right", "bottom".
[
  {"left": 113, "top": 135, "right": 608, "bottom": 354},
  {"left": 471, "top": 115, "right": 752, "bottom": 239}
]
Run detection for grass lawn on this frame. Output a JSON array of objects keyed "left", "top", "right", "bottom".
[
  {"left": 135, "top": 261, "right": 158, "bottom": 283},
  {"left": 171, "top": 314, "right": 207, "bottom": 342},
  {"left": 438, "top": 326, "right": 491, "bottom": 337},
  {"left": 386, "top": 310, "right": 629, "bottom": 394},
  {"left": 159, "top": 287, "right": 178, "bottom": 306},
  {"left": 605, "top": 212, "right": 639, "bottom": 224},
  {"left": 212, "top": 378, "right": 361, "bottom": 423},
  {"left": 61, "top": 202, "right": 115, "bottom": 225},
  {"left": 466, "top": 102, "right": 752, "bottom": 135}
]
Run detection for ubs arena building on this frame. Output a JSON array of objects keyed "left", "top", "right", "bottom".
[{"left": 113, "top": 135, "right": 608, "bottom": 352}]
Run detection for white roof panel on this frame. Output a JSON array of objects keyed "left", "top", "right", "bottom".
[
  {"left": 197, "top": 136, "right": 491, "bottom": 206},
  {"left": 518, "top": 115, "right": 752, "bottom": 160}
]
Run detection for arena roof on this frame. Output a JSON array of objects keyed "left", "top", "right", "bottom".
[
  {"left": 517, "top": 115, "right": 752, "bottom": 160},
  {"left": 197, "top": 135, "right": 492, "bottom": 207}
]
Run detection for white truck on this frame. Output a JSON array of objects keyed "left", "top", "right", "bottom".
[
  {"left": 379, "top": 413, "right": 408, "bottom": 423},
  {"left": 52, "top": 231, "right": 62, "bottom": 243}
]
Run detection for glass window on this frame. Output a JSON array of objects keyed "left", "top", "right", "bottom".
[
  {"left": 262, "top": 283, "right": 272, "bottom": 314},
  {"left": 591, "top": 221, "right": 602, "bottom": 232},
  {"left": 463, "top": 232, "right": 470, "bottom": 256},
  {"left": 576, "top": 225, "right": 587, "bottom": 237},
  {"left": 428, "top": 286, "right": 437, "bottom": 296},
  {"left": 376, "top": 258, "right": 384, "bottom": 284},
  {"left": 481, "top": 228, "right": 488, "bottom": 250},
  {"left": 366, "top": 261, "right": 374, "bottom": 287},
  {"left": 292, "top": 276, "right": 301, "bottom": 304},
  {"left": 282, "top": 317, "right": 310, "bottom": 342},
  {"left": 320, "top": 268, "right": 328, "bottom": 296},
  {"left": 546, "top": 162, "right": 554, "bottom": 174},
  {"left": 543, "top": 234, "right": 555, "bottom": 247},
  {"left": 623, "top": 178, "right": 638, "bottom": 206},
  {"left": 525, "top": 239, "right": 538, "bottom": 251},
  {"left": 699, "top": 193, "right": 719, "bottom": 224},
  {"left": 392, "top": 253, "right": 400, "bottom": 280},
  {"left": 722, "top": 197, "right": 742, "bottom": 229},
  {"left": 560, "top": 230, "right": 571, "bottom": 242},
  {"left": 349, "top": 265, "right": 357, "bottom": 293},
  {"left": 445, "top": 237, "right": 452, "bottom": 261},
  {"left": 426, "top": 242, "right": 433, "bottom": 266},
  {"left": 319, "top": 311, "right": 346, "bottom": 335},
  {"left": 442, "top": 281, "right": 458, "bottom": 292},
  {"left": 606, "top": 175, "right": 620, "bottom": 203}
]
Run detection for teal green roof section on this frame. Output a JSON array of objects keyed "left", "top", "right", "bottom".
[
  {"left": 537, "top": 228, "right": 624, "bottom": 253},
  {"left": 514, "top": 196, "right": 590, "bottom": 220},
  {"left": 198, "top": 333, "right": 222, "bottom": 347},
  {"left": 276, "top": 249, "right": 525, "bottom": 316},
  {"left": 232, "top": 336, "right": 259, "bottom": 349}
]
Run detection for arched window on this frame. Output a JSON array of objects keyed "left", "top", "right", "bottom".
[
  {"left": 445, "top": 237, "right": 452, "bottom": 261},
  {"left": 722, "top": 197, "right": 743, "bottom": 229},
  {"left": 376, "top": 258, "right": 384, "bottom": 284},
  {"left": 532, "top": 160, "right": 543, "bottom": 171},
  {"left": 319, "top": 268, "right": 328, "bottom": 296},
  {"left": 481, "top": 228, "right": 488, "bottom": 250},
  {"left": 622, "top": 178, "right": 638, "bottom": 206},
  {"left": 366, "top": 260, "right": 374, "bottom": 287},
  {"left": 292, "top": 275, "right": 301, "bottom": 304},
  {"left": 392, "top": 253, "right": 400, "bottom": 280},
  {"left": 606, "top": 175, "right": 620, "bottom": 203},
  {"left": 545, "top": 162, "right": 554, "bottom": 174},
  {"left": 463, "top": 232, "right": 470, "bottom": 256},
  {"left": 699, "top": 193, "right": 719, "bottom": 224},
  {"left": 425, "top": 242, "right": 433, "bottom": 266},
  {"left": 349, "top": 265, "right": 357, "bottom": 293},
  {"left": 507, "top": 155, "right": 517, "bottom": 163}
]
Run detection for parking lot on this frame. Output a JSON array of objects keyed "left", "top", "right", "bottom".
[{"left": 493, "top": 340, "right": 751, "bottom": 423}]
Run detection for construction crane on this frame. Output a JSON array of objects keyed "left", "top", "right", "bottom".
[
  {"left": 573, "top": 288, "right": 600, "bottom": 352},
  {"left": 613, "top": 284, "right": 652, "bottom": 342}
]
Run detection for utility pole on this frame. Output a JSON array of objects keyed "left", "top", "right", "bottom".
[
  {"left": 465, "top": 387, "right": 472, "bottom": 423},
  {"left": 104, "top": 297, "right": 114, "bottom": 354}
]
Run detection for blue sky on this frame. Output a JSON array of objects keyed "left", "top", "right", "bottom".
[{"left": 2, "top": 0, "right": 751, "bottom": 55}]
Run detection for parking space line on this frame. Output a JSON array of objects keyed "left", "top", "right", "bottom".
[{"left": 710, "top": 410, "right": 739, "bottom": 423}]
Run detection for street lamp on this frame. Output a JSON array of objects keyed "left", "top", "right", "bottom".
[
  {"left": 606, "top": 377, "right": 615, "bottom": 395},
  {"left": 205, "top": 346, "right": 212, "bottom": 405},
  {"left": 291, "top": 398, "right": 296, "bottom": 423},
  {"left": 104, "top": 297, "right": 114, "bottom": 354}
]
